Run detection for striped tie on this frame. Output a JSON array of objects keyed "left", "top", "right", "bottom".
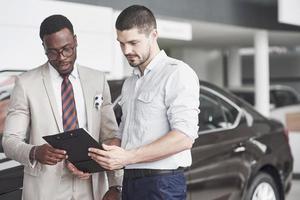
[{"left": 61, "top": 75, "right": 79, "bottom": 131}]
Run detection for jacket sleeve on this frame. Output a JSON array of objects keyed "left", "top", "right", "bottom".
[
  {"left": 99, "top": 77, "right": 119, "bottom": 142},
  {"left": 2, "top": 77, "right": 34, "bottom": 167}
]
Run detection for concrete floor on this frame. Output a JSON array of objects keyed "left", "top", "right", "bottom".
[{"left": 286, "top": 179, "right": 300, "bottom": 200}]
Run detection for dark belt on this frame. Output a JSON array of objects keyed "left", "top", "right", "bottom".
[{"left": 124, "top": 167, "right": 185, "bottom": 179}]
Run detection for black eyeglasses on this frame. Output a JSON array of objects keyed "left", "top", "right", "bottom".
[{"left": 45, "top": 45, "right": 76, "bottom": 61}]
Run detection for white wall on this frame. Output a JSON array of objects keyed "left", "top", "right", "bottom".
[{"left": 0, "top": 0, "right": 123, "bottom": 76}]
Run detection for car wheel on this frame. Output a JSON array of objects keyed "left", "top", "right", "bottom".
[{"left": 245, "top": 172, "right": 280, "bottom": 200}]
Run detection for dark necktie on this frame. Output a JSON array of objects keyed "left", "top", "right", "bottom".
[{"left": 61, "top": 75, "right": 79, "bottom": 131}]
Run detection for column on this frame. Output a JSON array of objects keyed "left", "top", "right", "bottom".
[{"left": 254, "top": 30, "right": 270, "bottom": 117}]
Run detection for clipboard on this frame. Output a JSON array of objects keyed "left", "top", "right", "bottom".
[{"left": 43, "top": 128, "right": 105, "bottom": 173}]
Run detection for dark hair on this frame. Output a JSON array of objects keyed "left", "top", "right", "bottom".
[
  {"left": 39, "top": 14, "right": 74, "bottom": 40},
  {"left": 115, "top": 5, "right": 156, "bottom": 34}
]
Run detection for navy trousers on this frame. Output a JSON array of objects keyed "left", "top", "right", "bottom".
[{"left": 122, "top": 172, "right": 187, "bottom": 200}]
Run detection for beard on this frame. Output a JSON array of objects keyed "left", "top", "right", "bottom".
[{"left": 126, "top": 49, "right": 151, "bottom": 68}]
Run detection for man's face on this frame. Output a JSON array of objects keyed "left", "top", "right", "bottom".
[
  {"left": 117, "top": 28, "right": 155, "bottom": 68},
  {"left": 43, "top": 28, "right": 77, "bottom": 76}
]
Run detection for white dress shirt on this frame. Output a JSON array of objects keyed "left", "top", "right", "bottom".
[
  {"left": 48, "top": 63, "right": 87, "bottom": 129},
  {"left": 116, "top": 50, "right": 200, "bottom": 169}
]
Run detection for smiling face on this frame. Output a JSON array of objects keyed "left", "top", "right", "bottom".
[
  {"left": 117, "top": 27, "right": 158, "bottom": 70},
  {"left": 42, "top": 28, "right": 77, "bottom": 76}
]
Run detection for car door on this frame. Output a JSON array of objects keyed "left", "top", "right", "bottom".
[{"left": 186, "top": 87, "right": 252, "bottom": 200}]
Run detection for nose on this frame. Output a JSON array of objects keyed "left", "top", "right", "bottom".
[
  {"left": 57, "top": 52, "right": 67, "bottom": 61},
  {"left": 122, "top": 44, "right": 133, "bottom": 55}
]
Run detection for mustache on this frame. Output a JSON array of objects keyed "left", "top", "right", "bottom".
[{"left": 125, "top": 54, "right": 138, "bottom": 57}]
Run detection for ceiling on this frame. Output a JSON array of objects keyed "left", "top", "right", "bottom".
[{"left": 159, "top": 20, "right": 300, "bottom": 49}]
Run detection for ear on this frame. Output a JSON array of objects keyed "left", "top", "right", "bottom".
[{"left": 151, "top": 29, "right": 158, "bottom": 41}]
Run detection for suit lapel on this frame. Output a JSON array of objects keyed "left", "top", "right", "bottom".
[
  {"left": 78, "top": 66, "right": 93, "bottom": 133},
  {"left": 42, "top": 64, "right": 64, "bottom": 132}
]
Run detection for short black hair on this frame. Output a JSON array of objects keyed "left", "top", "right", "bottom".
[
  {"left": 39, "top": 14, "right": 74, "bottom": 40},
  {"left": 115, "top": 5, "right": 156, "bottom": 34}
]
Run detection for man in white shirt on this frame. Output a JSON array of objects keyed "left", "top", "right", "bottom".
[
  {"left": 89, "top": 5, "right": 200, "bottom": 200},
  {"left": 2, "top": 14, "right": 122, "bottom": 200}
]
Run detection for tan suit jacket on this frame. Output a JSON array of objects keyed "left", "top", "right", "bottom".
[{"left": 2, "top": 64, "right": 122, "bottom": 200}]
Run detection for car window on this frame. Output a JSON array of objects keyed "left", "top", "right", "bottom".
[
  {"left": 272, "top": 90, "right": 299, "bottom": 107},
  {"left": 199, "top": 89, "right": 239, "bottom": 133},
  {"left": 232, "top": 91, "right": 254, "bottom": 106}
]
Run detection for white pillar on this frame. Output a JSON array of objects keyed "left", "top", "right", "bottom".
[
  {"left": 227, "top": 48, "right": 242, "bottom": 87},
  {"left": 254, "top": 30, "right": 270, "bottom": 117}
]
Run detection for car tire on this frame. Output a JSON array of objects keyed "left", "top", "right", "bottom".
[{"left": 245, "top": 172, "right": 280, "bottom": 200}]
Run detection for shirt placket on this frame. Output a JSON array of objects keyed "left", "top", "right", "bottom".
[{"left": 126, "top": 76, "right": 143, "bottom": 148}]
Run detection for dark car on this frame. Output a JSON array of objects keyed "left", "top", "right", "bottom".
[
  {"left": 0, "top": 72, "right": 293, "bottom": 200},
  {"left": 109, "top": 80, "right": 293, "bottom": 200},
  {"left": 229, "top": 85, "right": 300, "bottom": 109}
]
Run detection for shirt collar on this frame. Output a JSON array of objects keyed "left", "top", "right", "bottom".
[
  {"left": 133, "top": 50, "right": 167, "bottom": 77},
  {"left": 48, "top": 62, "right": 79, "bottom": 80}
]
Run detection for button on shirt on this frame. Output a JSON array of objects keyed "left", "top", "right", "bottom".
[
  {"left": 48, "top": 63, "right": 87, "bottom": 129},
  {"left": 116, "top": 50, "right": 200, "bottom": 169}
]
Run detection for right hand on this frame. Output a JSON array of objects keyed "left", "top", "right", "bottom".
[{"left": 35, "top": 144, "right": 67, "bottom": 165}]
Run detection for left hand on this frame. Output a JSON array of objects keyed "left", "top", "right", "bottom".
[
  {"left": 102, "top": 186, "right": 121, "bottom": 200},
  {"left": 88, "top": 144, "right": 133, "bottom": 170},
  {"left": 66, "top": 161, "right": 91, "bottom": 179}
]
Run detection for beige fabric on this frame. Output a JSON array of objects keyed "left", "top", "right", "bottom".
[{"left": 2, "top": 64, "right": 123, "bottom": 200}]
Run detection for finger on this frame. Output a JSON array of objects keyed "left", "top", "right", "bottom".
[
  {"left": 46, "top": 151, "right": 67, "bottom": 161},
  {"left": 89, "top": 152, "right": 111, "bottom": 162},
  {"left": 78, "top": 173, "right": 91, "bottom": 179},
  {"left": 44, "top": 158, "right": 58, "bottom": 165},
  {"left": 88, "top": 148, "right": 109, "bottom": 157},
  {"left": 102, "top": 144, "right": 118, "bottom": 151},
  {"left": 45, "top": 155, "right": 60, "bottom": 164},
  {"left": 67, "top": 162, "right": 87, "bottom": 176},
  {"left": 49, "top": 147, "right": 67, "bottom": 155},
  {"left": 66, "top": 162, "right": 76, "bottom": 171}
]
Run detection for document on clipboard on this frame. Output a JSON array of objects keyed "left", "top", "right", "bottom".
[{"left": 43, "top": 128, "right": 105, "bottom": 173}]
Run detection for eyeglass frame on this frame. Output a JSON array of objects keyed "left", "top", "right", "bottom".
[
  {"left": 44, "top": 45, "right": 76, "bottom": 61},
  {"left": 44, "top": 36, "right": 77, "bottom": 61}
]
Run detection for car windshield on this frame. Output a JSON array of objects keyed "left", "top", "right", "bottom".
[{"left": 272, "top": 89, "right": 300, "bottom": 107}]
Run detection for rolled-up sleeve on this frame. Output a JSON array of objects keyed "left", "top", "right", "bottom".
[{"left": 165, "top": 64, "right": 200, "bottom": 140}]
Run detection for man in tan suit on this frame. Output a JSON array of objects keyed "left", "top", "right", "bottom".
[{"left": 2, "top": 15, "right": 122, "bottom": 200}]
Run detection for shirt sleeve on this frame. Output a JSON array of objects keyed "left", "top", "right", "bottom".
[{"left": 165, "top": 63, "right": 200, "bottom": 140}]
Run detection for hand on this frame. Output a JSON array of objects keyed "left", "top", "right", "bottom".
[
  {"left": 102, "top": 186, "right": 121, "bottom": 200},
  {"left": 35, "top": 144, "right": 67, "bottom": 165},
  {"left": 66, "top": 161, "right": 91, "bottom": 179},
  {"left": 88, "top": 144, "right": 133, "bottom": 170}
]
